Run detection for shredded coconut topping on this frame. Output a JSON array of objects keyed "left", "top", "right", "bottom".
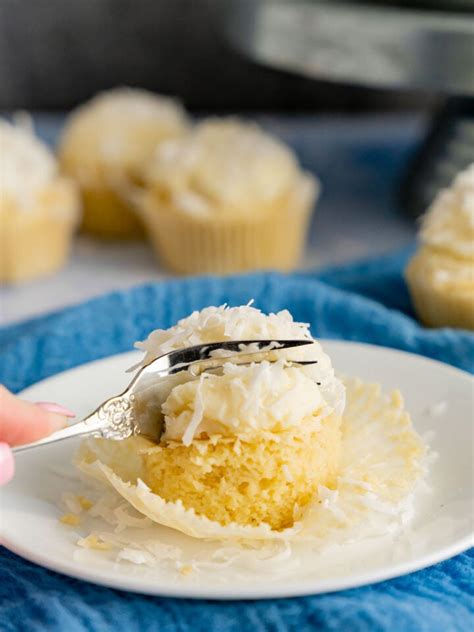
[
  {"left": 144, "top": 118, "right": 305, "bottom": 217},
  {"left": 136, "top": 304, "right": 311, "bottom": 360},
  {"left": 59, "top": 87, "right": 188, "bottom": 180},
  {"left": 134, "top": 304, "right": 345, "bottom": 442}
]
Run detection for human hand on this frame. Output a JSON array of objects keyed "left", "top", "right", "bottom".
[{"left": 0, "top": 385, "right": 75, "bottom": 485}]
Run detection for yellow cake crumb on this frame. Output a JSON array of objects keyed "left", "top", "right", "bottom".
[
  {"left": 77, "top": 534, "right": 113, "bottom": 551},
  {"left": 60, "top": 513, "right": 81, "bottom": 527},
  {"left": 77, "top": 495, "right": 93, "bottom": 511},
  {"left": 179, "top": 565, "right": 193, "bottom": 576}
]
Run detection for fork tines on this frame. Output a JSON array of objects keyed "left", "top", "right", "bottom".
[
  {"left": 166, "top": 339, "right": 316, "bottom": 375},
  {"left": 170, "top": 339, "right": 313, "bottom": 367}
]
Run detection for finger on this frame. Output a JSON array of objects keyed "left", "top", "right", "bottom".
[
  {"left": 0, "top": 442, "right": 14, "bottom": 485},
  {"left": 0, "top": 386, "right": 75, "bottom": 446}
]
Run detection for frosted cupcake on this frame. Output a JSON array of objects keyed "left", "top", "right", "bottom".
[
  {"left": 78, "top": 305, "right": 426, "bottom": 543},
  {"left": 59, "top": 88, "right": 189, "bottom": 239},
  {"left": 138, "top": 119, "right": 318, "bottom": 274},
  {"left": 406, "top": 164, "right": 474, "bottom": 329},
  {"left": 80, "top": 306, "right": 344, "bottom": 533},
  {"left": 0, "top": 119, "right": 80, "bottom": 283}
]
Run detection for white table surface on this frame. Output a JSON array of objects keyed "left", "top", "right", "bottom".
[{"left": 0, "top": 113, "right": 425, "bottom": 327}]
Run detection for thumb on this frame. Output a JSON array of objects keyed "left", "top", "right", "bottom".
[{"left": 0, "top": 386, "right": 75, "bottom": 446}]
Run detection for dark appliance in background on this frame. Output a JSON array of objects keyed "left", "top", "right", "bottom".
[
  {"left": 1, "top": 0, "right": 473, "bottom": 216},
  {"left": 220, "top": 0, "right": 474, "bottom": 216}
]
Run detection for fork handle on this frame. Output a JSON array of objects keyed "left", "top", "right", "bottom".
[{"left": 12, "top": 414, "right": 104, "bottom": 453}]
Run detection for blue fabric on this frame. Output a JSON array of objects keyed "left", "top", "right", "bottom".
[{"left": 1, "top": 249, "right": 473, "bottom": 632}]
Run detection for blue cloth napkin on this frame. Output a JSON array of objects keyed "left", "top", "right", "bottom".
[{"left": 1, "top": 249, "right": 473, "bottom": 632}]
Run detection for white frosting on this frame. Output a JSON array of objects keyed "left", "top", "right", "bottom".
[
  {"left": 162, "top": 360, "right": 325, "bottom": 444},
  {"left": 135, "top": 305, "right": 345, "bottom": 443},
  {"left": 144, "top": 118, "right": 303, "bottom": 217},
  {"left": 420, "top": 163, "right": 474, "bottom": 259},
  {"left": 0, "top": 119, "right": 57, "bottom": 208}
]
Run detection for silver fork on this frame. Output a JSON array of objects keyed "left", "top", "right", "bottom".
[{"left": 13, "top": 339, "right": 314, "bottom": 453}]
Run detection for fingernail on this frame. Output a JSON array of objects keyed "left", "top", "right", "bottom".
[
  {"left": 0, "top": 443, "right": 14, "bottom": 485},
  {"left": 35, "top": 402, "right": 76, "bottom": 418}
]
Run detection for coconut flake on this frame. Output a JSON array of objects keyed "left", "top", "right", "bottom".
[{"left": 182, "top": 374, "right": 206, "bottom": 445}]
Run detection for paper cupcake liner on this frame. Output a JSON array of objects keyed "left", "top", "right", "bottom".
[
  {"left": 406, "top": 252, "right": 474, "bottom": 330},
  {"left": 80, "top": 186, "right": 145, "bottom": 239},
  {"left": 138, "top": 175, "right": 317, "bottom": 274},
  {"left": 76, "top": 377, "right": 426, "bottom": 543},
  {"left": 0, "top": 181, "right": 79, "bottom": 283}
]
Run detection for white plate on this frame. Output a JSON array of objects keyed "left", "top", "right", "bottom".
[{"left": 1, "top": 341, "right": 473, "bottom": 600}]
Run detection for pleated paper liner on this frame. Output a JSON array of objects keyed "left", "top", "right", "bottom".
[
  {"left": 76, "top": 376, "right": 427, "bottom": 546},
  {"left": 136, "top": 175, "right": 318, "bottom": 275}
]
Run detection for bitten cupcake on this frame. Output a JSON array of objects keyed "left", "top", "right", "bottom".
[
  {"left": 405, "top": 164, "right": 474, "bottom": 329},
  {"left": 59, "top": 88, "right": 189, "bottom": 239},
  {"left": 77, "top": 305, "right": 426, "bottom": 546},
  {"left": 138, "top": 118, "right": 318, "bottom": 274},
  {"left": 79, "top": 305, "right": 345, "bottom": 535},
  {"left": 0, "top": 119, "right": 80, "bottom": 283}
]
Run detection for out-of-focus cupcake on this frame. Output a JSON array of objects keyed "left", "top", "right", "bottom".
[
  {"left": 138, "top": 118, "right": 318, "bottom": 274},
  {"left": 58, "top": 88, "right": 189, "bottom": 239},
  {"left": 405, "top": 164, "right": 474, "bottom": 329},
  {"left": 0, "top": 119, "right": 80, "bottom": 283}
]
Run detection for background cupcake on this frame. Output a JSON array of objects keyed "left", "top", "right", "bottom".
[
  {"left": 405, "top": 164, "right": 474, "bottom": 330},
  {"left": 59, "top": 88, "right": 189, "bottom": 239},
  {"left": 138, "top": 118, "right": 318, "bottom": 274},
  {"left": 0, "top": 119, "right": 80, "bottom": 283}
]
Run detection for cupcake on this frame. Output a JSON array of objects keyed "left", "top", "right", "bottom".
[
  {"left": 138, "top": 119, "right": 318, "bottom": 274},
  {"left": 58, "top": 88, "right": 189, "bottom": 239},
  {"left": 77, "top": 305, "right": 426, "bottom": 544},
  {"left": 0, "top": 119, "right": 80, "bottom": 283},
  {"left": 406, "top": 164, "right": 474, "bottom": 329},
  {"left": 79, "top": 305, "right": 344, "bottom": 534}
]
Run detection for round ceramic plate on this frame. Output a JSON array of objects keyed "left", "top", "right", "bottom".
[{"left": 1, "top": 341, "right": 473, "bottom": 600}]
